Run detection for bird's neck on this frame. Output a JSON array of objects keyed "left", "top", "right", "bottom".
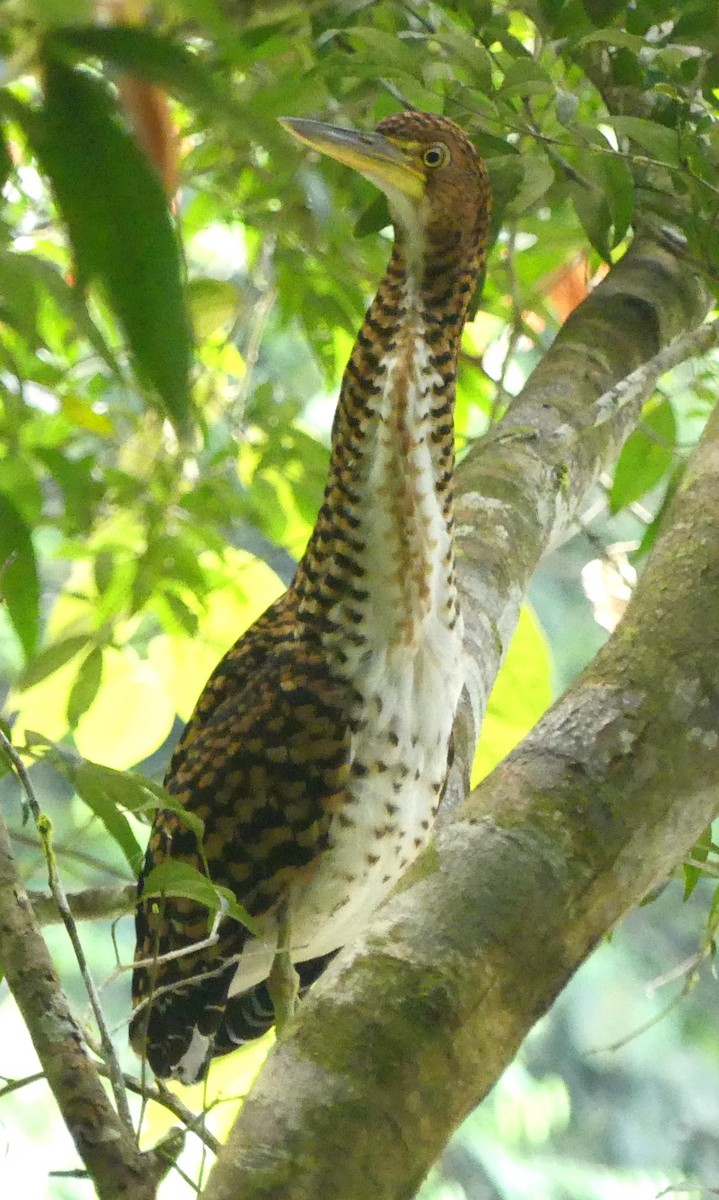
[{"left": 292, "top": 231, "right": 480, "bottom": 647}]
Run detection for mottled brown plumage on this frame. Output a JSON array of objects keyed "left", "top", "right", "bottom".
[{"left": 130, "top": 110, "right": 491, "bottom": 1082}]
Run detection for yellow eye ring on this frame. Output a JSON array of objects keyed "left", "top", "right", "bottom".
[{"left": 422, "top": 143, "right": 450, "bottom": 168}]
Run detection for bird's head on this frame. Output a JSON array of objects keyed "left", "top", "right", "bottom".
[{"left": 280, "top": 110, "right": 490, "bottom": 266}]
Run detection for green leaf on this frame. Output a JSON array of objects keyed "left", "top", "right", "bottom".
[
  {"left": 59, "top": 759, "right": 143, "bottom": 874},
  {"left": 354, "top": 193, "right": 390, "bottom": 239},
  {"left": 19, "top": 634, "right": 90, "bottom": 690},
  {"left": 31, "top": 53, "right": 192, "bottom": 430},
  {"left": 576, "top": 27, "right": 646, "bottom": 51},
  {"left": 610, "top": 398, "right": 677, "bottom": 512},
  {"left": 0, "top": 718, "right": 14, "bottom": 779},
  {"left": 141, "top": 860, "right": 258, "bottom": 931},
  {"left": 163, "top": 0, "right": 234, "bottom": 39},
  {"left": 67, "top": 645, "right": 104, "bottom": 728},
  {"left": 594, "top": 150, "right": 634, "bottom": 245},
  {"left": 16, "top": 252, "right": 119, "bottom": 373},
  {"left": 437, "top": 28, "right": 493, "bottom": 91},
  {"left": 606, "top": 116, "right": 681, "bottom": 165},
  {"left": 187, "top": 277, "right": 239, "bottom": 339},
  {"left": 672, "top": 1, "right": 719, "bottom": 49},
  {"left": 570, "top": 179, "right": 613, "bottom": 260},
  {"left": 684, "top": 823, "right": 714, "bottom": 899},
  {"left": 498, "top": 59, "right": 555, "bottom": 99},
  {"left": 100, "top": 768, "right": 206, "bottom": 836},
  {"left": 632, "top": 462, "right": 684, "bottom": 561},
  {"left": 347, "top": 27, "right": 427, "bottom": 76},
  {"left": 484, "top": 152, "right": 524, "bottom": 229},
  {"left": 0, "top": 250, "right": 41, "bottom": 345},
  {"left": 505, "top": 154, "right": 555, "bottom": 215},
  {"left": 43, "top": 749, "right": 203, "bottom": 872},
  {"left": 20, "top": 0, "right": 93, "bottom": 23},
  {"left": 0, "top": 494, "right": 40, "bottom": 659},
  {"left": 472, "top": 605, "right": 553, "bottom": 785}
]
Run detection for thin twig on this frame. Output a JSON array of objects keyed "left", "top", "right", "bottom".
[
  {"left": 0, "top": 730, "right": 133, "bottom": 1132},
  {"left": 0, "top": 1070, "right": 45, "bottom": 1099},
  {"left": 592, "top": 318, "right": 719, "bottom": 427}
]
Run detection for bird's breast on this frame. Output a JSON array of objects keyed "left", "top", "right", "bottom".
[
  {"left": 294, "top": 616, "right": 464, "bottom": 958},
  {"left": 291, "top": 312, "right": 464, "bottom": 958}
]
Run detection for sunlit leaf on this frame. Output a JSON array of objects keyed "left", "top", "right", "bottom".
[
  {"left": 18, "top": 634, "right": 91, "bottom": 690},
  {"left": 186, "top": 277, "right": 240, "bottom": 340},
  {"left": 141, "top": 860, "right": 258, "bottom": 930},
  {"left": 472, "top": 605, "right": 553, "bottom": 786},
  {"left": 610, "top": 398, "right": 677, "bottom": 512},
  {"left": 66, "top": 645, "right": 103, "bottom": 728}
]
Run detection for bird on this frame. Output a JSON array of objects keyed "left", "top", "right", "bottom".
[{"left": 130, "top": 109, "right": 491, "bottom": 1084}]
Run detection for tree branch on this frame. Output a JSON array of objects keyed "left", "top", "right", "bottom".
[
  {"left": 446, "top": 233, "right": 710, "bottom": 809},
  {"left": 28, "top": 882, "right": 136, "bottom": 925},
  {"left": 0, "top": 731, "right": 133, "bottom": 1129},
  {"left": 0, "top": 804, "right": 164, "bottom": 1199},
  {"left": 200, "top": 236, "right": 716, "bottom": 1200}
]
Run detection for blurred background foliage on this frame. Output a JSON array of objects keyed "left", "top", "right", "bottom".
[{"left": 0, "top": 0, "right": 719, "bottom": 1196}]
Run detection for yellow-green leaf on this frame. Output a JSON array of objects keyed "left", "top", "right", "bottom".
[
  {"left": 142, "top": 860, "right": 258, "bottom": 931},
  {"left": 472, "top": 605, "right": 553, "bottom": 787}
]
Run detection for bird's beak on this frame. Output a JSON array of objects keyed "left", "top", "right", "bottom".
[{"left": 279, "top": 116, "right": 424, "bottom": 201}]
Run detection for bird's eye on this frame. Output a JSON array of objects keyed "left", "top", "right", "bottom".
[{"left": 422, "top": 143, "right": 450, "bottom": 169}]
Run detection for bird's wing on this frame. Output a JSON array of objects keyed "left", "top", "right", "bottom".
[{"left": 130, "top": 600, "right": 352, "bottom": 1079}]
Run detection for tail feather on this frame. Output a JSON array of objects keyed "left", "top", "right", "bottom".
[
  {"left": 212, "top": 950, "right": 339, "bottom": 1055},
  {"left": 131, "top": 949, "right": 339, "bottom": 1083},
  {"left": 130, "top": 955, "right": 238, "bottom": 1082}
]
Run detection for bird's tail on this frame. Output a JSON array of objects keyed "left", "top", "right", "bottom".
[{"left": 211, "top": 950, "right": 339, "bottom": 1057}]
